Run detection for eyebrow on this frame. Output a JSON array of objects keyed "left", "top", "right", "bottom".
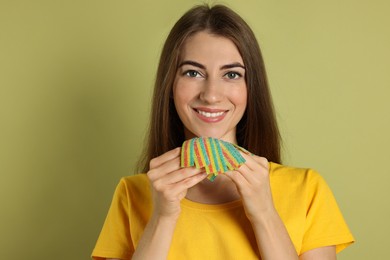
[
  {"left": 221, "top": 62, "right": 245, "bottom": 70},
  {"left": 178, "top": 60, "right": 245, "bottom": 70},
  {"left": 179, "top": 60, "right": 205, "bottom": 69}
]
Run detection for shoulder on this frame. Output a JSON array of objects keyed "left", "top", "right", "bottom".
[
  {"left": 269, "top": 162, "right": 331, "bottom": 198},
  {"left": 121, "top": 173, "right": 149, "bottom": 187},
  {"left": 269, "top": 162, "right": 324, "bottom": 184},
  {"left": 116, "top": 174, "right": 151, "bottom": 200}
]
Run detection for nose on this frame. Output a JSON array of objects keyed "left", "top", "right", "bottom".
[{"left": 199, "top": 78, "right": 223, "bottom": 104}]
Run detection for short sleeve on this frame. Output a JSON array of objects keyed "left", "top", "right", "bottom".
[
  {"left": 92, "top": 179, "right": 134, "bottom": 260},
  {"left": 300, "top": 170, "right": 355, "bottom": 254}
]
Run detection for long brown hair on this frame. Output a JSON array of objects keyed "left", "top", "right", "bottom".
[{"left": 137, "top": 4, "right": 281, "bottom": 173}]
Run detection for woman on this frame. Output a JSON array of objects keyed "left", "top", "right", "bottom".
[{"left": 92, "top": 4, "right": 354, "bottom": 259}]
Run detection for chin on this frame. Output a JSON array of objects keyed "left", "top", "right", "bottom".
[
  {"left": 184, "top": 124, "right": 236, "bottom": 141},
  {"left": 188, "top": 130, "right": 235, "bottom": 143}
]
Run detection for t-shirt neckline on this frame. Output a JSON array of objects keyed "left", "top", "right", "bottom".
[{"left": 181, "top": 197, "right": 243, "bottom": 211}]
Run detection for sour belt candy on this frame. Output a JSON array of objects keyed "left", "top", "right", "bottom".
[{"left": 180, "top": 137, "right": 250, "bottom": 181}]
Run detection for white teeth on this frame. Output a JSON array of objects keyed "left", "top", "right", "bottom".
[{"left": 197, "top": 110, "right": 224, "bottom": 118}]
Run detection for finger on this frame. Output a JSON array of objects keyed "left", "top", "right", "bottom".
[
  {"left": 156, "top": 167, "right": 204, "bottom": 186},
  {"left": 233, "top": 154, "right": 270, "bottom": 184},
  {"left": 247, "top": 153, "right": 269, "bottom": 170},
  {"left": 234, "top": 163, "right": 258, "bottom": 183},
  {"left": 181, "top": 171, "right": 208, "bottom": 189},
  {"left": 169, "top": 172, "right": 208, "bottom": 197},
  {"left": 149, "top": 147, "right": 181, "bottom": 169},
  {"left": 225, "top": 169, "right": 249, "bottom": 188},
  {"left": 148, "top": 157, "right": 182, "bottom": 181},
  {"left": 240, "top": 152, "right": 269, "bottom": 172},
  {"left": 253, "top": 156, "right": 269, "bottom": 171}
]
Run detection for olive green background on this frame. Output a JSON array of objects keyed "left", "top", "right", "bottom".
[{"left": 1, "top": 0, "right": 389, "bottom": 259}]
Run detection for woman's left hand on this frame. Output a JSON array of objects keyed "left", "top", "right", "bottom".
[{"left": 225, "top": 153, "right": 274, "bottom": 223}]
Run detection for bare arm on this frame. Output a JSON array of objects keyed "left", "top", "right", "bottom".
[
  {"left": 249, "top": 208, "right": 298, "bottom": 259},
  {"left": 131, "top": 148, "right": 207, "bottom": 260},
  {"left": 226, "top": 154, "right": 338, "bottom": 259},
  {"left": 299, "top": 246, "right": 336, "bottom": 260},
  {"left": 131, "top": 215, "right": 178, "bottom": 260},
  {"left": 225, "top": 154, "right": 297, "bottom": 259}
]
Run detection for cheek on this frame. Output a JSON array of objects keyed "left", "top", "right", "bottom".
[
  {"left": 173, "top": 85, "right": 185, "bottom": 108},
  {"left": 173, "top": 80, "right": 197, "bottom": 106},
  {"left": 231, "top": 86, "right": 248, "bottom": 110},
  {"left": 173, "top": 82, "right": 190, "bottom": 117}
]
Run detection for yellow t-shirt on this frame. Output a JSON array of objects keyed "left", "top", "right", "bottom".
[{"left": 92, "top": 162, "right": 354, "bottom": 259}]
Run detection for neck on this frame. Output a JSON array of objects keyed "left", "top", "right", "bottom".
[{"left": 185, "top": 174, "right": 240, "bottom": 204}]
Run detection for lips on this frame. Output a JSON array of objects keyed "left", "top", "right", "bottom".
[
  {"left": 197, "top": 110, "right": 224, "bottom": 118},
  {"left": 193, "top": 107, "right": 228, "bottom": 122}
]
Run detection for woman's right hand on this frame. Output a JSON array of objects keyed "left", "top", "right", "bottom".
[
  {"left": 147, "top": 147, "right": 207, "bottom": 220},
  {"left": 132, "top": 147, "right": 206, "bottom": 259}
]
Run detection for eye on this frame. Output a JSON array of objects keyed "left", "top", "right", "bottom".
[
  {"left": 224, "top": 71, "right": 242, "bottom": 80},
  {"left": 184, "top": 70, "right": 202, "bottom": 78}
]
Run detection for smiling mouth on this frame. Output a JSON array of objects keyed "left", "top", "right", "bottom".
[{"left": 195, "top": 109, "right": 227, "bottom": 118}]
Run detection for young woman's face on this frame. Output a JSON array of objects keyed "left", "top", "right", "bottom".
[{"left": 173, "top": 31, "right": 247, "bottom": 144}]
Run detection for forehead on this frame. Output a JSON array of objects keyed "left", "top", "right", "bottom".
[{"left": 179, "top": 31, "right": 244, "bottom": 64}]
